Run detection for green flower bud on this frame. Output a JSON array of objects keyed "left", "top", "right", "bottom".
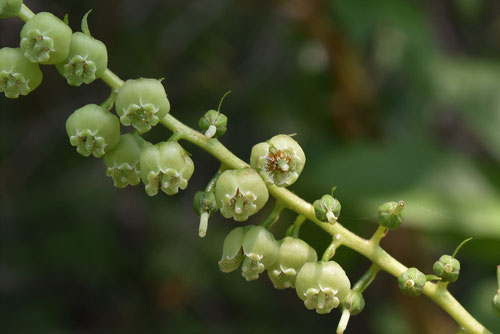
[
  {"left": 250, "top": 134, "right": 306, "bottom": 187},
  {"left": 295, "top": 261, "right": 351, "bottom": 314},
  {"left": 268, "top": 237, "right": 317, "bottom": 289},
  {"left": 0, "top": 0, "right": 22, "bottom": 18},
  {"left": 20, "top": 12, "right": 72, "bottom": 64},
  {"left": 214, "top": 168, "right": 269, "bottom": 222},
  {"left": 313, "top": 194, "right": 341, "bottom": 224},
  {"left": 398, "top": 267, "right": 426, "bottom": 296},
  {"left": 240, "top": 226, "right": 279, "bottom": 281},
  {"left": 377, "top": 200, "right": 405, "bottom": 230},
  {"left": 55, "top": 32, "right": 108, "bottom": 86},
  {"left": 341, "top": 290, "right": 365, "bottom": 316},
  {"left": 218, "top": 226, "right": 249, "bottom": 273},
  {"left": 199, "top": 110, "right": 228, "bottom": 138},
  {"left": 140, "top": 141, "right": 194, "bottom": 196},
  {"left": 0, "top": 47, "right": 42, "bottom": 98},
  {"left": 103, "top": 133, "right": 146, "bottom": 188},
  {"left": 66, "top": 104, "right": 120, "bottom": 158},
  {"left": 115, "top": 78, "right": 170, "bottom": 133},
  {"left": 433, "top": 255, "right": 460, "bottom": 283},
  {"left": 193, "top": 191, "right": 218, "bottom": 216}
]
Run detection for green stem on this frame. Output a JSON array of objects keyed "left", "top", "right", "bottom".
[
  {"left": 261, "top": 200, "right": 285, "bottom": 229},
  {"left": 370, "top": 226, "right": 388, "bottom": 245},
  {"left": 205, "top": 169, "right": 223, "bottom": 192},
  {"left": 100, "top": 69, "right": 124, "bottom": 90},
  {"left": 322, "top": 235, "right": 342, "bottom": 261},
  {"left": 353, "top": 264, "right": 380, "bottom": 293},
  {"left": 17, "top": 4, "right": 35, "bottom": 22},
  {"left": 291, "top": 215, "right": 306, "bottom": 238}
]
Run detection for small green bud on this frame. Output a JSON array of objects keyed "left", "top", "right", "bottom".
[
  {"left": 55, "top": 32, "right": 108, "bottom": 86},
  {"left": 20, "top": 12, "right": 72, "bottom": 64},
  {"left": 218, "top": 226, "right": 249, "bottom": 273},
  {"left": 103, "top": 133, "right": 146, "bottom": 188},
  {"left": 295, "top": 261, "right": 351, "bottom": 314},
  {"left": 377, "top": 200, "right": 405, "bottom": 230},
  {"left": 193, "top": 190, "right": 218, "bottom": 237},
  {"left": 240, "top": 226, "right": 279, "bottom": 281},
  {"left": 199, "top": 109, "right": 228, "bottom": 138},
  {"left": 433, "top": 255, "right": 460, "bottom": 283},
  {"left": 214, "top": 168, "right": 269, "bottom": 222},
  {"left": 193, "top": 191, "right": 218, "bottom": 216},
  {"left": 341, "top": 290, "right": 365, "bottom": 316},
  {"left": 139, "top": 141, "right": 194, "bottom": 196},
  {"left": 0, "top": 47, "right": 42, "bottom": 98},
  {"left": 115, "top": 78, "right": 170, "bottom": 133},
  {"left": 398, "top": 267, "right": 426, "bottom": 296},
  {"left": 250, "top": 134, "right": 306, "bottom": 187},
  {"left": 313, "top": 194, "right": 341, "bottom": 224},
  {"left": 66, "top": 104, "right": 120, "bottom": 158},
  {"left": 0, "top": 0, "right": 22, "bottom": 18},
  {"left": 268, "top": 237, "right": 318, "bottom": 289}
]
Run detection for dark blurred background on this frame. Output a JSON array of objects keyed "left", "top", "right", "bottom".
[{"left": 1, "top": 0, "right": 499, "bottom": 333}]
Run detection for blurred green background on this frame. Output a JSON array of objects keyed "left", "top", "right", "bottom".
[{"left": 1, "top": 0, "right": 499, "bottom": 333}]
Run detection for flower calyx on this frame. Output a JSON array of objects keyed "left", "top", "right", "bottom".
[
  {"left": 103, "top": 133, "right": 146, "bottom": 188},
  {"left": 341, "top": 290, "right": 365, "bottom": 316},
  {"left": 115, "top": 78, "right": 170, "bottom": 133},
  {"left": 56, "top": 31, "right": 108, "bottom": 86},
  {"left": 0, "top": 0, "right": 22, "bottom": 19},
  {"left": 20, "top": 12, "right": 72, "bottom": 64},
  {"left": 66, "top": 104, "right": 120, "bottom": 158},
  {"left": 377, "top": 200, "right": 405, "bottom": 230},
  {"left": 314, "top": 194, "right": 341, "bottom": 224},
  {"left": 250, "top": 134, "right": 305, "bottom": 187},
  {"left": 214, "top": 168, "right": 269, "bottom": 222},
  {"left": 433, "top": 255, "right": 460, "bottom": 283},
  {"left": 268, "top": 236, "right": 318, "bottom": 289},
  {"left": 218, "top": 225, "right": 279, "bottom": 281},
  {"left": 398, "top": 267, "right": 426, "bottom": 296},
  {"left": 295, "top": 261, "right": 351, "bottom": 314},
  {"left": 0, "top": 47, "right": 42, "bottom": 98},
  {"left": 139, "top": 141, "right": 194, "bottom": 196}
]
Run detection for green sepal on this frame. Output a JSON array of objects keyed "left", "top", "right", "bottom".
[
  {"left": 493, "top": 291, "right": 500, "bottom": 317},
  {"left": 433, "top": 255, "right": 460, "bottom": 283},
  {"left": 103, "top": 133, "right": 145, "bottom": 188},
  {"left": 66, "top": 104, "right": 120, "bottom": 158},
  {"left": 199, "top": 109, "right": 228, "bottom": 138},
  {"left": 268, "top": 237, "right": 317, "bottom": 289},
  {"left": 218, "top": 226, "right": 250, "bottom": 273},
  {"left": 0, "top": 0, "right": 22, "bottom": 18},
  {"left": 313, "top": 194, "right": 341, "bottom": 224},
  {"left": 214, "top": 168, "right": 269, "bottom": 222},
  {"left": 115, "top": 78, "right": 170, "bottom": 133},
  {"left": 193, "top": 191, "right": 218, "bottom": 216},
  {"left": 341, "top": 290, "right": 365, "bottom": 316},
  {"left": 377, "top": 201, "right": 405, "bottom": 230},
  {"left": 398, "top": 267, "right": 426, "bottom": 296},
  {"left": 55, "top": 32, "right": 107, "bottom": 86},
  {"left": 295, "top": 261, "right": 351, "bottom": 314},
  {"left": 139, "top": 141, "right": 194, "bottom": 196},
  {"left": 250, "top": 134, "right": 306, "bottom": 187},
  {"left": 240, "top": 226, "right": 279, "bottom": 281},
  {"left": 0, "top": 47, "right": 42, "bottom": 98},
  {"left": 20, "top": 12, "right": 72, "bottom": 64}
]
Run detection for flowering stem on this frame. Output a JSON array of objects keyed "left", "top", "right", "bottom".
[
  {"left": 70, "top": 37, "right": 493, "bottom": 334},
  {"left": 261, "top": 200, "right": 285, "bottom": 229}
]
